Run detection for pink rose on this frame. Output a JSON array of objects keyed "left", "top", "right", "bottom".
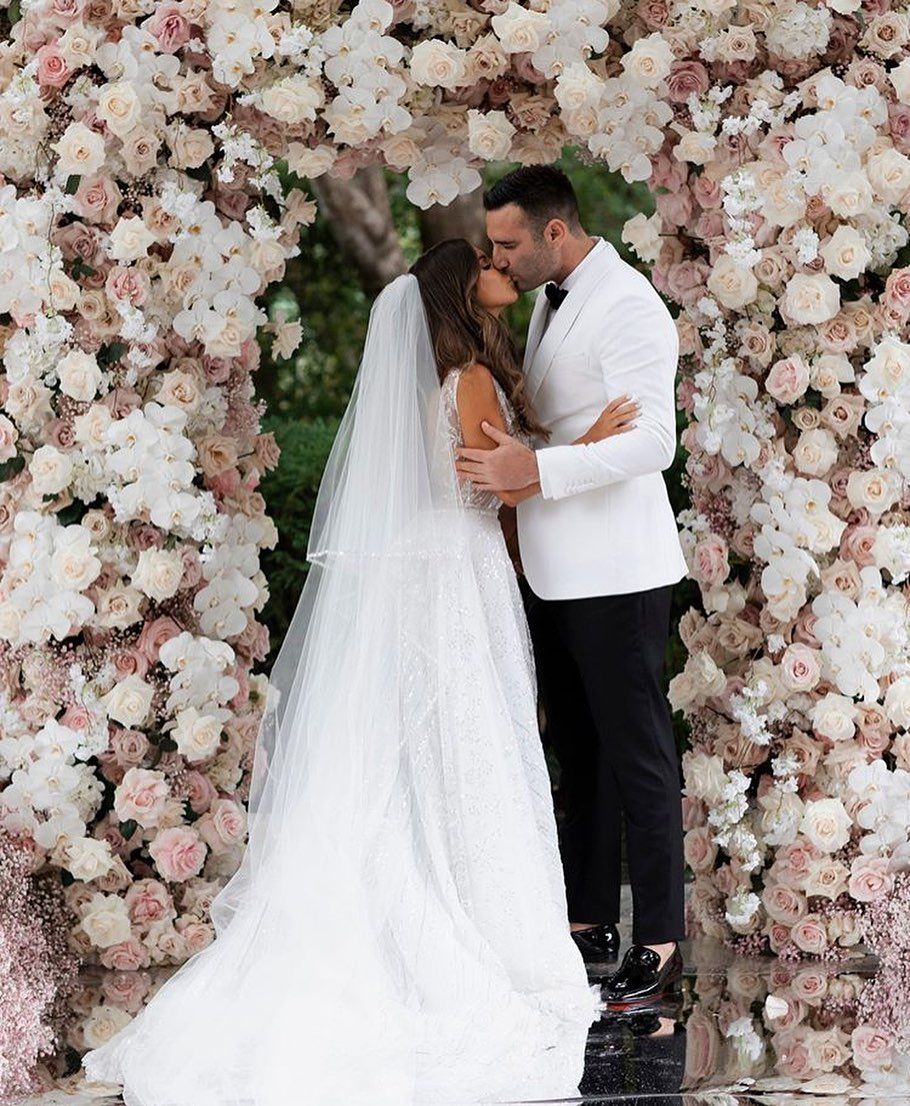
[
  {"left": 145, "top": 4, "right": 191, "bottom": 52},
  {"left": 136, "top": 615, "right": 182, "bottom": 665},
  {"left": 765, "top": 355, "right": 810, "bottom": 404},
  {"left": 73, "top": 175, "right": 122, "bottom": 225},
  {"left": 852, "top": 1024, "right": 895, "bottom": 1071},
  {"left": 175, "top": 916, "right": 215, "bottom": 954},
  {"left": 841, "top": 524, "right": 878, "bottom": 566},
  {"left": 666, "top": 60, "right": 710, "bottom": 103},
  {"left": 848, "top": 856, "right": 893, "bottom": 903},
  {"left": 36, "top": 42, "right": 70, "bottom": 88},
  {"left": 780, "top": 643, "right": 821, "bottom": 692},
  {"left": 124, "top": 878, "right": 176, "bottom": 928},
  {"left": 101, "top": 969, "right": 151, "bottom": 1013},
  {"left": 790, "top": 966, "right": 828, "bottom": 1005},
  {"left": 110, "top": 728, "right": 149, "bottom": 768},
  {"left": 99, "top": 936, "right": 151, "bottom": 972},
  {"left": 762, "top": 882, "right": 808, "bottom": 926},
  {"left": 114, "top": 767, "right": 169, "bottom": 829},
  {"left": 106, "top": 265, "right": 150, "bottom": 306},
  {"left": 148, "top": 826, "right": 207, "bottom": 883},
  {"left": 774, "top": 1028, "right": 815, "bottom": 1078},
  {"left": 196, "top": 798, "right": 247, "bottom": 854},
  {"left": 182, "top": 770, "right": 218, "bottom": 814},
  {"left": 691, "top": 173, "right": 723, "bottom": 209},
  {"left": 692, "top": 534, "right": 729, "bottom": 587},
  {"left": 684, "top": 826, "right": 717, "bottom": 873},
  {"left": 684, "top": 1009, "right": 721, "bottom": 1082},
  {"left": 666, "top": 258, "right": 710, "bottom": 305},
  {"left": 791, "top": 915, "right": 829, "bottom": 955}
]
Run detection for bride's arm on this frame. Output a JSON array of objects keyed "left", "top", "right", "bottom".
[{"left": 454, "top": 363, "right": 509, "bottom": 450}]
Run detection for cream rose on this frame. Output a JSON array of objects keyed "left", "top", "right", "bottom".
[
  {"left": 172, "top": 707, "right": 224, "bottom": 763},
  {"left": 467, "top": 109, "right": 515, "bottom": 160},
  {"left": 58, "top": 348, "right": 103, "bottom": 401},
  {"left": 100, "top": 674, "right": 154, "bottom": 728},
  {"left": 29, "top": 444, "right": 74, "bottom": 495},
  {"left": 80, "top": 891, "right": 132, "bottom": 949},
  {"left": 409, "top": 40, "right": 469, "bottom": 88},
  {"left": 793, "top": 427, "right": 838, "bottom": 476},
  {"left": 781, "top": 272, "right": 840, "bottom": 325},
  {"left": 707, "top": 254, "right": 758, "bottom": 309},
  {"left": 108, "top": 216, "right": 156, "bottom": 262},
  {"left": 819, "top": 225, "right": 871, "bottom": 280},
  {"left": 64, "top": 836, "right": 115, "bottom": 881},
  {"left": 622, "top": 33, "right": 675, "bottom": 88},
  {"left": 800, "top": 797, "right": 853, "bottom": 853},
  {"left": 53, "top": 121, "right": 107, "bottom": 177},
  {"left": 97, "top": 81, "right": 142, "bottom": 138},
  {"left": 132, "top": 547, "right": 185, "bottom": 602},
  {"left": 867, "top": 147, "right": 910, "bottom": 204}
]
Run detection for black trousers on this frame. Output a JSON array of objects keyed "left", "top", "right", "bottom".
[{"left": 521, "top": 577, "right": 686, "bottom": 945}]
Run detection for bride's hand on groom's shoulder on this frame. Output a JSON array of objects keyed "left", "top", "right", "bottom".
[{"left": 573, "top": 395, "right": 639, "bottom": 446}]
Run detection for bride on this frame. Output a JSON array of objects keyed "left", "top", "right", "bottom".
[{"left": 81, "top": 238, "right": 638, "bottom": 1106}]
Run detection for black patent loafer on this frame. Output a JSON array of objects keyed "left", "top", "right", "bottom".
[
  {"left": 571, "top": 922, "right": 621, "bottom": 965},
  {"left": 601, "top": 944, "right": 683, "bottom": 1009}
]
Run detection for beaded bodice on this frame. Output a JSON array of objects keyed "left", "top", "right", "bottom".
[{"left": 439, "top": 365, "right": 532, "bottom": 512}]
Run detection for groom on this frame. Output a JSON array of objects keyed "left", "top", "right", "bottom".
[{"left": 455, "top": 165, "right": 688, "bottom": 1008}]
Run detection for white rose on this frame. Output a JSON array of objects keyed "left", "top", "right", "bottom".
[
  {"left": 173, "top": 707, "right": 224, "bottom": 762},
  {"left": 490, "top": 2, "right": 549, "bottom": 53},
  {"left": 684, "top": 751, "right": 728, "bottom": 805},
  {"left": 58, "top": 348, "right": 102, "bottom": 401},
  {"left": 824, "top": 171, "right": 874, "bottom": 218},
  {"left": 410, "top": 40, "right": 468, "bottom": 88},
  {"left": 467, "top": 109, "right": 515, "bottom": 161},
  {"left": 890, "top": 56, "right": 910, "bottom": 103},
  {"left": 108, "top": 216, "right": 156, "bottom": 262},
  {"left": 261, "top": 78, "right": 323, "bottom": 124},
  {"left": 846, "top": 468, "right": 902, "bottom": 516},
  {"left": 674, "top": 130, "right": 717, "bottom": 165},
  {"left": 29, "top": 444, "right": 74, "bottom": 495},
  {"left": 285, "top": 142, "right": 337, "bottom": 178},
  {"left": 885, "top": 674, "right": 910, "bottom": 728},
  {"left": 100, "top": 674, "right": 154, "bottom": 728},
  {"left": 811, "top": 692, "right": 858, "bottom": 742},
  {"left": 867, "top": 147, "right": 910, "bottom": 204},
  {"left": 132, "top": 547, "right": 185, "bottom": 602},
  {"left": 52, "top": 121, "right": 106, "bottom": 177},
  {"left": 96, "top": 80, "right": 142, "bottom": 138},
  {"left": 781, "top": 272, "right": 840, "bottom": 324},
  {"left": 800, "top": 797, "right": 852, "bottom": 853},
  {"left": 80, "top": 891, "right": 132, "bottom": 948},
  {"left": 622, "top": 212, "right": 662, "bottom": 264},
  {"left": 708, "top": 255, "right": 759, "bottom": 309},
  {"left": 51, "top": 530, "right": 102, "bottom": 591},
  {"left": 83, "top": 1004, "right": 133, "bottom": 1050},
  {"left": 64, "top": 836, "right": 115, "bottom": 881},
  {"left": 621, "top": 33, "right": 675, "bottom": 89},
  {"left": 73, "top": 403, "right": 113, "bottom": 449},
  {"left": 819, "top": 225, "right": 872, "bottom": 280},
  {"left": 793, "top": 427, "right": 839, "bottom": 476}
]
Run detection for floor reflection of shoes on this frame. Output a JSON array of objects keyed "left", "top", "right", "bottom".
[
  {"left": 570, "top": 921, "right": 621, "bottom": 965},
  {"left": 601, "top": 943, "right": 684, "bottom": 1009}
]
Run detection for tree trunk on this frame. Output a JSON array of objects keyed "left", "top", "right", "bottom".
[
  {"left": 418, "top": 188, "right": 487, "bottom": 251},
  {"left": 312, "top": 167, "right": 407, "bottom": 296}
]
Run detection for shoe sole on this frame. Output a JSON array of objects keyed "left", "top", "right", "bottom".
[{"left": 601, "top": 983, "right": 682, "bottom": 1012}]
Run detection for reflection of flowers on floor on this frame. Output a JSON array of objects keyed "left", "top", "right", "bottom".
[{"left": 680, "top": 946, "right": 910, "bottom": 1099}]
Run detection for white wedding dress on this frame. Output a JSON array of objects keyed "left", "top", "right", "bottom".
[{"left": 81, "top": 276, "right": 602, "bottom": 1106}]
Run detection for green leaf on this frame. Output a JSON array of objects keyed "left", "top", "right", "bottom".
[
  {"left": 119, "top": 819, "right": 138, "bottom": 839},
  {"left": 0, "top": 454, "right": 25, "bottom": 482},
  {"left": 64, "top": 174, "right": 81, "bottom": 195},
  {"left": 60, "top": 869, "right": 75, "bottom": 886}
]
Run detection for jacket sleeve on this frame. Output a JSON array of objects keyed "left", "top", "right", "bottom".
[{"left": 535, "top": 285, "right": 679, "bottom": 501}]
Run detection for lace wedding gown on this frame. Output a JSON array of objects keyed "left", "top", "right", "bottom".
[{"left": 80, "top": 361, "right": 601, "bottom": 1106}]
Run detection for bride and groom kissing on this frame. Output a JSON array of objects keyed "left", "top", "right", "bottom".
[{"left": 81, "top": 165, "right": 689, "bottom": 1105}]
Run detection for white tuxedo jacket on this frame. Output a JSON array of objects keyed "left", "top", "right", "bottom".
[{"left": 516, "top": 239, "right": 688, "bottom": 600}]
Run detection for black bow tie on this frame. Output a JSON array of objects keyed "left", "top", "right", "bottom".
[{"left": 544, "top": 282, "right": 568, "bottom": 310}]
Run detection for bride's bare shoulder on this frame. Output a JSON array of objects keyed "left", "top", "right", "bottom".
[{"left": 455, "top": 361, "right": 497, "bottom": 395}]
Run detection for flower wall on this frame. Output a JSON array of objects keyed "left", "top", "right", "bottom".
[{"left": 1, "top": 0, "right": 910, "bottom": 1081}]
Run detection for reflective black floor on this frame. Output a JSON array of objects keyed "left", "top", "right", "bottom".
[
  {"left": 25, "top": 936, "right": 910, "bottom": 1105},
  {"left": 525, "top": 936, "right": 909, "bottom": 1105}
]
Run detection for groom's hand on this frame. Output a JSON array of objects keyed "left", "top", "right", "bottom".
[{"left": 455, "top": 422, "right": 539, "bottom": 492}]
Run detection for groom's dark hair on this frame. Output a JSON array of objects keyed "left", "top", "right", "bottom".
[{"left": 482, "top": 166, "right": 582, "bottom": 235}]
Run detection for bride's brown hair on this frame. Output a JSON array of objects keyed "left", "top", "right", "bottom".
[{"left": 409, "top": 238, "right": 549, "bottom": 440}]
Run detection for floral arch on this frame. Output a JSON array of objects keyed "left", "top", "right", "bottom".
[{"left": 2, "top": 0, "right": 910, "bottom": 1084}]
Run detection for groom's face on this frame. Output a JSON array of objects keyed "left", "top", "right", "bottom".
[{"left": 485, "top": 205, "right": 559, "bottom": 293}]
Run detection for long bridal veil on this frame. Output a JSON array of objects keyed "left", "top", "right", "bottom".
[{"left": 81, "top": 273, "right": 597, "bottom": 1106}]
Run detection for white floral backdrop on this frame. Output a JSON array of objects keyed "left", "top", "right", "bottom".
[{"left": 1, "top": 0, "right": 910, "bottom": 1090}]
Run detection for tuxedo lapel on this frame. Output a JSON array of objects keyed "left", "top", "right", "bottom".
[
  {"left": 523, "top": 241, "right": 617, "bottom": 404},
  {"left": 522, "top": 290, "right": 549, "bottom": 374}
]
